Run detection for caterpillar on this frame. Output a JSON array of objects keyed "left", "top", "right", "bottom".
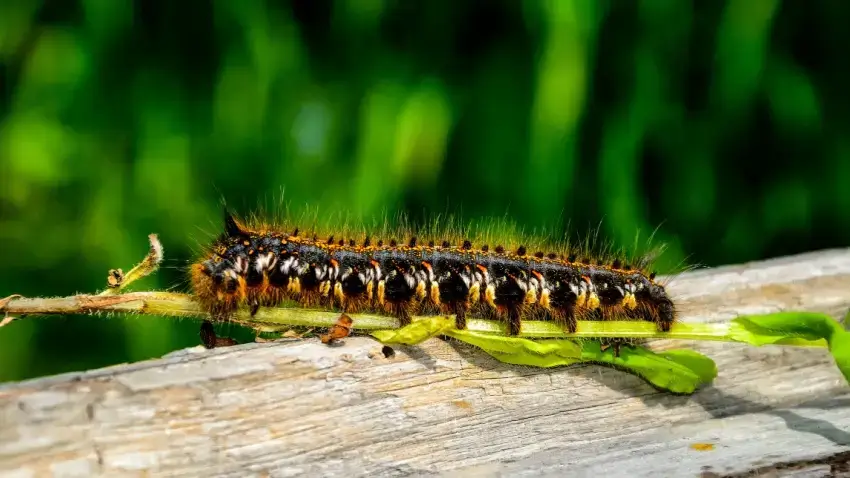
[{"left": 190, "top": 209, "right": 676, "bottom": 342}]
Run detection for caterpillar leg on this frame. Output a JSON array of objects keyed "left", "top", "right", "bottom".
[
  {"left": 506, "top": 306, "right": 522, "bottom": 336},
  {"left": 599, "top": 339, "right": 637, "bottom": 358},
  {"left": 393, "top": 302, "right": 412, "bottom": 327},
  {"left": 453, "top": 302, "right": 468, "bottom": 330},
  {"left": 199, "top": 320, "right": 239, "bottom": 349},
  {"left": 547, "top": 307, "right": 577, "bottom": 334}
]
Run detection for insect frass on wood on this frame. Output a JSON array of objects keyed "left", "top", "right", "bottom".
[{"left": 189, "top": 208, "right": 677, "bottom": 352}]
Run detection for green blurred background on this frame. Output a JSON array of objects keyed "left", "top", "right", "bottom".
[{"left": 1, "top": 0, "right": 848, "bottom": 383}]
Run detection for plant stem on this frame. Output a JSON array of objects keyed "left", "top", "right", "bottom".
[{"left": 0, "top": 291, "right": 828, "bottom": 348}]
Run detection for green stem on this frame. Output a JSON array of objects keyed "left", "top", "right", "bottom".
[{"left": 1, "top": 291, "right": 829, "bottom": 348}]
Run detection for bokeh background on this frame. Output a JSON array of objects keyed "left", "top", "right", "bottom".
[{"left": 1, "top": 0, "right": 848, "bottom": 383}]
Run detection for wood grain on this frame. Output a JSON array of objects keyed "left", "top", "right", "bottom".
[{"left": 2, "top": 249, "right": 850, "bottom": 478}]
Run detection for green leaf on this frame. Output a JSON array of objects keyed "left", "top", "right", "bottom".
[
  {"left": 730, "top": 312, "right": 838, "bottom": 344},
  {"left": 366, "top": 310, "right": 850, "bottom": 393},
  {"left": 444, "top": 331, "right": 714, "bottom": 394},
  {"left": 446, "top": 329, "right": 582, "bottom": 366},
  {"left": 578, "top": 342, "right": 716, "bottom": 394},
  {"left": 655, "top": 349, "right": 719, "bottom": 384},
  {"left": 730, "top": 311, "right": 850, "bottom": 382},
  {"left": 370, "top": 316, "right": 453, "bottom": 345},
  {"left": 828, "top": 330, "right": 850, "bottom": 383}
]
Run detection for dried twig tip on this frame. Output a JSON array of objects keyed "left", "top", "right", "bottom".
[
  {"left": 99, "top": 234, "right": 165, "bottom": 295},
  {"left": 107, "top": 269, "right": 125, "bottom": 288}
]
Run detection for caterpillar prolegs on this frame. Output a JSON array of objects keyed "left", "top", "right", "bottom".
[{"left": 190, "top": 210, "right": 676, "bottom": 350}]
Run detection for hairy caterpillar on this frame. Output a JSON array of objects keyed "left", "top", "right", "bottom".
[{"left": 189, "top": 209, "right": 676, "bottom": 342}]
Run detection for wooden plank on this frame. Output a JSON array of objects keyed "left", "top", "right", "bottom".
[{"left": 2, "top": 249, "right": 850, "bottom": 478}]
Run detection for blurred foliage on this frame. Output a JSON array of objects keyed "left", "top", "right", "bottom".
[{"left": 1, "top": 0, "right": 849, "bottom": 383}]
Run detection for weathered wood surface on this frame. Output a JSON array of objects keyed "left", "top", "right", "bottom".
[{"left": 3, "top": 249, "right": 850, "bottom": 478}]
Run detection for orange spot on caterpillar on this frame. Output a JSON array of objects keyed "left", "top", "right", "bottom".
[
  {"left": 476, "top": 264, "right": 487, "bottom": 274},
  {"left": 330, "top": 258, "right": 339, "bottom": 268},
  {"left": 370, "top": 260, "right": 380, "bottom": 269},
  {"left": 421, "top": 261, "right": 433, "bottom": 273},
  {"left": 531, "top": 270, "right": 543, "bottom": 282},
  {"left": 243, "top": 240, "right": 250, "bottom": 246}
]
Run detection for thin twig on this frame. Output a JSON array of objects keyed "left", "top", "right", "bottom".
[{"left": 0, "top": 291, "right": 828, "bottom": 347}]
